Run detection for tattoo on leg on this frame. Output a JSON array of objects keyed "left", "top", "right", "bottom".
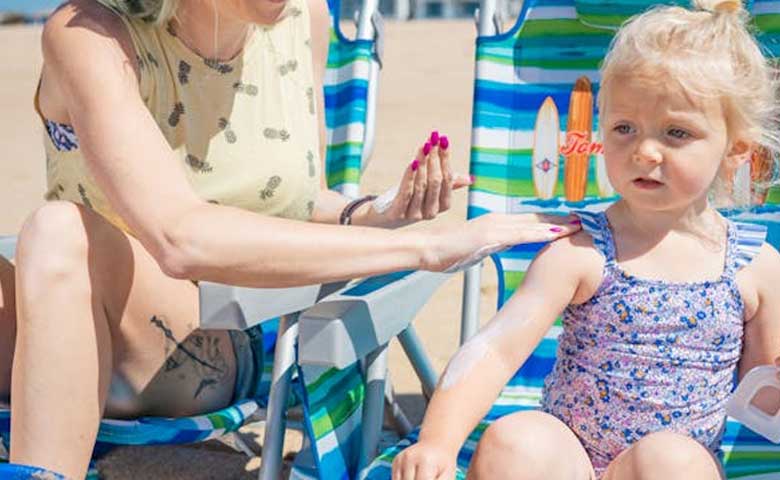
[{"left": 150, "top": 315, "right": 229, "bottom": 398}]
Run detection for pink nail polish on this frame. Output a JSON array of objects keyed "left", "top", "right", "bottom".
[
  {"left": 440, "top": 136, "right": 449, "bottom": 150},
  {"left": 423, "top": 142, "right": 432, "bottom": 156},
  {"left": 411, "top": 160, "right": 419, "bottom": 171},
  {"left": 550, "top": 227, "right": 563, "bottom": 233},
  {"left": 569, "top": 219, "right": 581, "bottom": 225},
  {"left": 430, "top": 131, "right": 440, "bottom": 146},
  {"left": 469, "top": 174, "right": 476, "bottom": 184}
]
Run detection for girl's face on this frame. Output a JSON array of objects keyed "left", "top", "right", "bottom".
[{"left": 601, "top": 75, "right": 747, "bottom": 212}]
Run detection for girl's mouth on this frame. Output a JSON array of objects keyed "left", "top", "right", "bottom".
[{"left": 632, "top": 178, "right": 664, "bottom": 189}]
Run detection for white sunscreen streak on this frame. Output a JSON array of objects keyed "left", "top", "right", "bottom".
[
  {"left": 372, "top": 186, "right": 399, "bottom": 214},
  {"left": 440, "top": 314, "right": 527, "bottom": 390}
]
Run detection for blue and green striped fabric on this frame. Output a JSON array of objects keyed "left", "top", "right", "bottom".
[
  {"left": 365, "top": 0, "right": 780, "bottom": 478},
  {"left": 324, "top": 0, "right": 377, "bottom": 198}
]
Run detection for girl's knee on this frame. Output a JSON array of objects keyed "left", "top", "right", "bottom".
[
  {"left": 629, "top": 431, "right": 721, "bottom": 479},
  {"left": 470, "top": 411, "right": 589, "bottom": 480}
]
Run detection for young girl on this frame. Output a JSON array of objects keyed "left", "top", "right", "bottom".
[{"left": 393, "top": 0, "right": 780, "bottom": 479}]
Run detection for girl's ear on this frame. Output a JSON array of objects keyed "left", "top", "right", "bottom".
[{"left": 725, "top": 139, "right": 752, "bottom": 170}]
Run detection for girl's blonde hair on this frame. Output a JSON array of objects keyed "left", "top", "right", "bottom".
[
  {"left": 598, "top": 0, "right": 780, "bottom": 200},
  {"left": 93, "top": 0, "right": 179, "bottom": 25}
]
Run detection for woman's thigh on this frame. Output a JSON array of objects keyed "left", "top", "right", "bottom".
[
  {"left": 467, "top": 410, "right": 596, "bottom": 480},
  {"left": 15, "top": 202, "right": 237, "bottom": 418}
]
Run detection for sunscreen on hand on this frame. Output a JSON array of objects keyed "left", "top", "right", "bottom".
[{"left": 726, "top": 365, "right": 780, "bottom": 443}]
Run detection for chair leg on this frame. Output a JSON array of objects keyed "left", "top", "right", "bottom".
[
  {"left": 460, "top": 264, "right": 482, "bottom": 344},
  {"left": 358, "top": 345, "right": 389, "bottom": 476},
  {"left": 384, "top": 381, "right": 413, "bottom": 437},
  {"left": 258, "top": 313, "right": 299, "bottom": 480},
  {"left": 397, "top": 325, "right": 439, "bottom": 401}
]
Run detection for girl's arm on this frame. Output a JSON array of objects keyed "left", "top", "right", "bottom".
[{"left": 393, "top": 232, "right": 602, "bottom": 479}]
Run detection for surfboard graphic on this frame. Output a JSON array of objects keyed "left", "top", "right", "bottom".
[
  {"left": 750, "top": 145, "right": 773, "bottom": 205},
  {"left": 594, "top": 131, "right": 614, "bottom": 197},
  {"left": 532, "top": 96, "right": 560, "bottom": 200},
  {"left": 563, "top": 76, "right": 594, "bottom": 202}
]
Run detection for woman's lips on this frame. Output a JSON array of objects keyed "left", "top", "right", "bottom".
[{"left": 632, "top": 178, "right": 664, "bottom": 189}]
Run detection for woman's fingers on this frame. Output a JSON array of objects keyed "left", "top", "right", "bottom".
[
  {"left": 390, "top": 158, "right": 419, "bottom": 217},
  {"left": 423, "top": 132, "right": 443, "bottom": 219},
  {"left": 438, "top": 135, "right": 454, "bottom": 211},
  {"left": 406, "top": 144, "right": 429, "bottom": 221}
]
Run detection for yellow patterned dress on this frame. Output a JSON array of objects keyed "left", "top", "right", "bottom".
[{"left": 41, "top": 0, "right": 321, "bottom": 235}]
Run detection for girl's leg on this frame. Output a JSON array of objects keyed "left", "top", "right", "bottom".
[
  {"left": 467, "top": 410, "right": 596, "bottom": 480},
  {"left": 0, "top": 255, "right": 15, "bottom": 402},
  {"left": 10, "top": 202, "right": 237, "bottom": 478},
  {"left": 602, "top": 431, "right": 724, "bottom": 480}
]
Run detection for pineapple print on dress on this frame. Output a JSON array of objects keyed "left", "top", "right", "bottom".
[
  {"left": 178, "top": 61, "right": 191, "bottom": 85},
  {"left": 204, "top": 58, "right": 233, "bottom": 74},
  {"left": 169, "top": 102, "right": 185, "bottom": 127},
  {"left": 233, "top": 81, "right": 259, "bottom": 96},
  {"left": 45, "top": 183, "right": 65, "bottom": 201},
  {"left": 263, "top": 128, "right": 290, "bottom": 142},
  {"left": 77, "top": 184, "right": 93, "bottom": 209},
  {"left": 278, "top": 60, "right": 298, "bottom": 76},
  {"left": 306, "top": 150, "right": 316, "bottom": 177},
  {"left": 218, "top": 118, "right": 237, "bottom": 144},
  {"left": 185, "top": 154, "right": 213, "bottom": 173},
  {"left": 305, "top": 87, "right": 315, "bottom": 115},
  {"left": 145, "top": 51, "right": 159, "bottom": 69},
  {"left": 259, "top": 176, "right": 282, "bottom": 200}
]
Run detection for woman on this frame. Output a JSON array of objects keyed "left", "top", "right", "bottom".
[{"left": 0, "top": 0, "right": 579, "bottom": 477}]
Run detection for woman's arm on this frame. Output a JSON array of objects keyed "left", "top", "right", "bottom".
[
  {"left": 41, "top": 2, "right": 579, "bottom": 288},
  {"left": 393, "top": 232, "right": 602, "bottom": 477}
]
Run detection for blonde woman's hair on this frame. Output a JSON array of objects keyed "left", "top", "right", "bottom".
[
  {"left": 93, "top": 0, "right": 179, "bottom": 25},
  {"left": 598, "top": 0, "right": 780, "bottom": 200}
]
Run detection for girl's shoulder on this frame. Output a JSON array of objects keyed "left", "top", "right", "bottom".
[
  {"left": 735, "top": 237, "right": 780, "bottom": 320},
  {"left": 536, "top": 227, "right": 607, "bottom": 305}
]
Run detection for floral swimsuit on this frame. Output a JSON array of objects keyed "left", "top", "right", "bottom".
[{"left": 541, "top": 210, "right": 766, "bottom": 477}]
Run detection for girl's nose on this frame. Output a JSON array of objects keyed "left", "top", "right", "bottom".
[{"left": 633, "top": 139, "right": 663, "bottom": 165}]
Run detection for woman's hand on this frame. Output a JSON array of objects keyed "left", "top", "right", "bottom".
[
  {"left": 421, "top": 212, "right": 582, "bottom": 273},
  {"left": 392, "top": 441, "right": 458, "bottom": 480},
  {"left": 356, "top": 131, "right": 472, "bottom": 229}
]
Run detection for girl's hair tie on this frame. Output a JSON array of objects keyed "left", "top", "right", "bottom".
[{"left": 712, "top": 0, "right": 741, "bottom": 13}]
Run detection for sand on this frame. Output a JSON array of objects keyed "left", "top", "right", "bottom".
[{"left": 0, "top": 19, "right": 500, "bottom": 478}]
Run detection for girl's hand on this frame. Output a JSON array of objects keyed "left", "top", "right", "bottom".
[
  {"left": 360, "top": 131, "right": 472, "bottom": 229},
  {"left": 392, "top": 441, "right": 457, "bottom": 480},
  {"left": 422, "top": 212, "right": 582, "bottom": 273}
]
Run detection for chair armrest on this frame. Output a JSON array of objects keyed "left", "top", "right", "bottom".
[
  {"left": 198, "top": 281, "right": 322, "bottom": 330},
  {"left": 297, "top": 270, "right": 451, "bottom": 368}
]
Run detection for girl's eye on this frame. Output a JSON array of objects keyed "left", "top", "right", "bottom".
[
  {"left": 614, "top": 124, "right": 633, "bottom": 134},
  {"left": 667, "top": 128, "right": 690, "bottom": 139}
]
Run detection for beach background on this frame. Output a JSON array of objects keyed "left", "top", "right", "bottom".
[{"left": 0, "top": 8, "right": 505, "bottom": 479}]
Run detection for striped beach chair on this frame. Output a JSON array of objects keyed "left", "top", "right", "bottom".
[
  {"left": 364, "top": 0, "right": 780, "bottom": 478},
  {"left": 0, "top": 0, "right": 383, "bottom": 477}
]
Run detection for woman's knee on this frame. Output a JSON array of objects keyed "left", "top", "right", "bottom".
[
  {"left": 469, "top": 411, "right": 591, "bottom": 480},
  {"left": 626, "top": 431, "right": 722, "bottom": 480},
  {"left": 16, "top": 202, "right": 91, "bottom": 281}
]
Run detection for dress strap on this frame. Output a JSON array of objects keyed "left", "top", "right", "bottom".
[
  {"left": 574, "top": 210, "right": 615, "bottom": 264},
  {"left": 730, "top": 221, "right": 768, "bottom": 271}
]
